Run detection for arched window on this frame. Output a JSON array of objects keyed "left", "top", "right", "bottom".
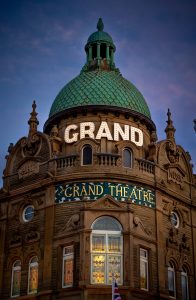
[
  {"left": 91, "top": 216, "right": 123, "bottom": 285},
  {"left": 181, "top": 267, "right": 189, "bottom": 300},
  {"left": 28, "top": 256, "right": 38, "bottom": 294},
  {"left": 168, "top": 261, "right": 176, "bottom": 297},
  {"left": 123, "top": 148, "right": 132, "bottom": 168},
  {"left": 82, "top": 145, "right": 92, "bottom": 165},
  {"left": 11, "top": 260, "right": 21, "bottom": 297}
]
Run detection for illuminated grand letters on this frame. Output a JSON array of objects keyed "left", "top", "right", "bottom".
[{"left": 64, "top": 121, "right": 144, "bottom": 146}]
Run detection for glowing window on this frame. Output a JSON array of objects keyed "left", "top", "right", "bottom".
[
  {"left": 11, "top": 260, "right": 21, "bottom": 297},
  {"left": 140, "top": 248, "right": 149, "bottom": 290},
  {"left": 91, "top": 217, "right": 123, "bottom": 285},
  {"left": 28, "top": 256, "right": 38, "bottom": 294},
  {"left": 181, "top": 267, "right": 189, "bottom": 300},
  {"left": 123, "top": 148, "right": 132, "bottom": 168},
  {"left": 62, "top": 246, "right": 74, "bottom": 288},
  {"left": 168, "top": 261, "right": 176, "bottom": 298},
  {"left": 82, "top": 145, "right": 92, "bottom": 165}
]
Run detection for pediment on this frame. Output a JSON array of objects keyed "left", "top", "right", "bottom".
[{"left": 89, "top": 194, "right": 124, "bottom": 210}]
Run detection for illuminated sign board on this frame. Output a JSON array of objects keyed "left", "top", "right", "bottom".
[
  {"left": 64, "top": 122, "right": 143, "bottom": 146},
  {"left": 55, "top": 182, "right": 155, "bottom": 208}
]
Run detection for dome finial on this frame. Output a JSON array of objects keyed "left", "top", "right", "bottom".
[
  {"left": 165, "top": 108, "right": 176, "bottom": 141},
  {"left": 97, "top": 18, "right": 104, "bottom": 31},
  {"left": 28, "top": 100, "right": 39, "bottom": 136}
]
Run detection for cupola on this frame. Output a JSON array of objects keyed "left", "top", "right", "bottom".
[{"left": 84, "top": 18, "right": 116, "bottom": 70}]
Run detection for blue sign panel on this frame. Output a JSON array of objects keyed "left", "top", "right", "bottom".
[{"left": 55, "top": 182, "right": 155, "bottom": 208}]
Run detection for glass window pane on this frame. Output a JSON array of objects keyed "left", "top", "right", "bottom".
[
  {"left": 171, "top": 212, "right": 179, "bottom": 228},
  {"left": 168, "top": 267, "right": 175, "bottom": 297},
  {"left": 83, "top": 145, "right": 92, "bottom": 165},
  {"left": 64, "top": 245, "right": 74, "bottom": 255},
  {"left": 12, "top": 268, "right": 21, "bottom": 297},
  {"left": 140, "top": 260, "right": 148, "bottom": 290},
  {"left": 92, "top": 235, "right": 105, "bottom": 252},
  {"left": 123, "top": 149, "right": 132, "bottom": 168},
  {"left": 92, "top": 217, "right": 121, "bottom": 231},
  {"left": 91, "top": 254, "right": 105, "bottom": 284},
  {"left": 108, "top": 255, "right": 122, "bottom": 285},
  {"left": 140, "top": 248, "right": 147, "bottom": 258},
  {"left": 23, "top": 206, "right": 34, "bottom": 222},
  {"left": 63, "top": 258, "right": 73, "bottom": 287},
  {"left": 108, "top": 236, "right": 121, "bottom": 253},
  {"left": 181, "top": 273, "right": 189, "bottom": 300},
  {"left": 28, "top": 263, "right": 38, "bottom": 293}
]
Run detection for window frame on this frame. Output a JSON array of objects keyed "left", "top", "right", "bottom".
[
  {"left": 122, "top": 148, "right": 133, "bottom": 168},
  {"left": 168, "top": 261, "right": 176, "bottom": 298},
  {"left": 27, "top": 256, "right": 38, "bottom": 295},
  {"left": 90, "top": 217, "right": 123, "bottom": 285},
  {"left": 181, "top": 267, "right": 189, "bottom": 300},
  {"left": 22, "top": 205, "right": 34, "bottom": 223},
  {"left": 11, "top": 260, "right": 21, "bottom": 298},
  {"left": 62, "top": 245, "right": 74, "bottom": 288},
  {"left": 170, "top": 211, "right": 180, "bottom": 228},
  {"left": 140, "top": 248, "right": 149, "bottom": 291},
  {"left": 82, "top": 144, "right": 93, "bottom": 166}
]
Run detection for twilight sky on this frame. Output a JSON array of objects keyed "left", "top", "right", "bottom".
[{"left": 0, "top": 0, "right": 195, "bottom": 186}]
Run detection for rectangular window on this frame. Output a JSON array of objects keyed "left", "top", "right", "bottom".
[
  {"left": 91, "top": 254, "right": 106, "bottom": 284},
  {"left": 11, "top": 268, "right": 21, "bottom": 297},
  {"left": 140, "top": 248, "right": 149, "bottom": 291},
  {"left": 91, "top": 232, "right": 122, "bottom": 285},
  {"left": 108, "top": 236, "right": 121, "bottom": 252},
  {"left": 92, "top": 235, "right": 106, "bottom": 252},
  {"left": 62, "top": 245, "right": 74, "bottom": 288}
]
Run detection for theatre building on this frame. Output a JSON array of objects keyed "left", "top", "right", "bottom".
[{"left": 0, "top": 19, "right": 196, "bottom": 300}]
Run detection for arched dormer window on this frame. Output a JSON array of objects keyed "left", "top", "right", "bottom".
[
  {"left": 28, "top": 256, "right": 38, "bottom": 294},
  {"left": 181, "top": 267, "right": 189, "bottom": 300},
  {"left": 91, "top": 216, "right": 123, "bottom": 285},
  {"left": 123, "top": 148, "right": 133, "bottom": 168},
  {"left": 168, "top": 261, "right": 176, "bottom": 298},
  {"left": 11, "top": 260, "right": 21, "bottom": 297},
  {"left": 82, "top": 145, "right": 92, "bottom": 165}
]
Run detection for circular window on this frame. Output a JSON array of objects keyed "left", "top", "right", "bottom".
[
  {"left": 170, "top": 211, "right": 179, "bottom": 228},
  {"left": 23, "top": 205, "right": 34, "bottom": 222}
]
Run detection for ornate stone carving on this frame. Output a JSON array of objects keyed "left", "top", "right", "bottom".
[
  {"left": 21, "top": 135, "right": 41, "bottom": 157},
  {"left": 18, "top": 160, "right": 40, "bottom": 179},
  {"left": 164, "top": 164, "right": 185, "bottom": 189},
  {"left": 10, "top": 230, "right": 22, "bottom": 247},
  {"left": 166, "top": 227, "right": 178, "bottom": 248},
  {"left": 179, "top": 234, "right": 190, "bottom": 252},
  {"left": 25, "top": 228, "right": 40, "bottom": 243},
  {"left": 165, "top": 141, "right": 180, "bottom": 164},
  {"left": 167, "top": 166, "right": 184, "bottom": 189},
  {"left": 59, "top": 214, "right": 80, "bottom": 233},
  {"left": 133, "top": 216, "right": 152, "bottom": 236}
]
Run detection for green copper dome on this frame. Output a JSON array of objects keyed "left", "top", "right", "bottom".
[
  {"left": 49, "top": 69, "right": 151, "bottom": 119},
  {"left": 48, "top": 19, "right": 151, "bottom": 120}
]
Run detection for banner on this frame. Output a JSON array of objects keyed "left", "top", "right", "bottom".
[{"left": 55, "top": 181, "right": 155, "bottom": 208}]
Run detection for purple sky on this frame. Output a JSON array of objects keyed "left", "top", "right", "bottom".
[{"left": 0, "top": 0, "right": 195, "bottom": 186}]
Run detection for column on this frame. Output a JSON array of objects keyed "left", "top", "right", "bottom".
[
  {"left": 106, "top": 44, "right": 110, "bottom": 64},
  {"left": 88, "top": 46, "right": 92, "bottom": 63},
  {"left": 97, "top": 42, "right": 101, "bottom": 66}
]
